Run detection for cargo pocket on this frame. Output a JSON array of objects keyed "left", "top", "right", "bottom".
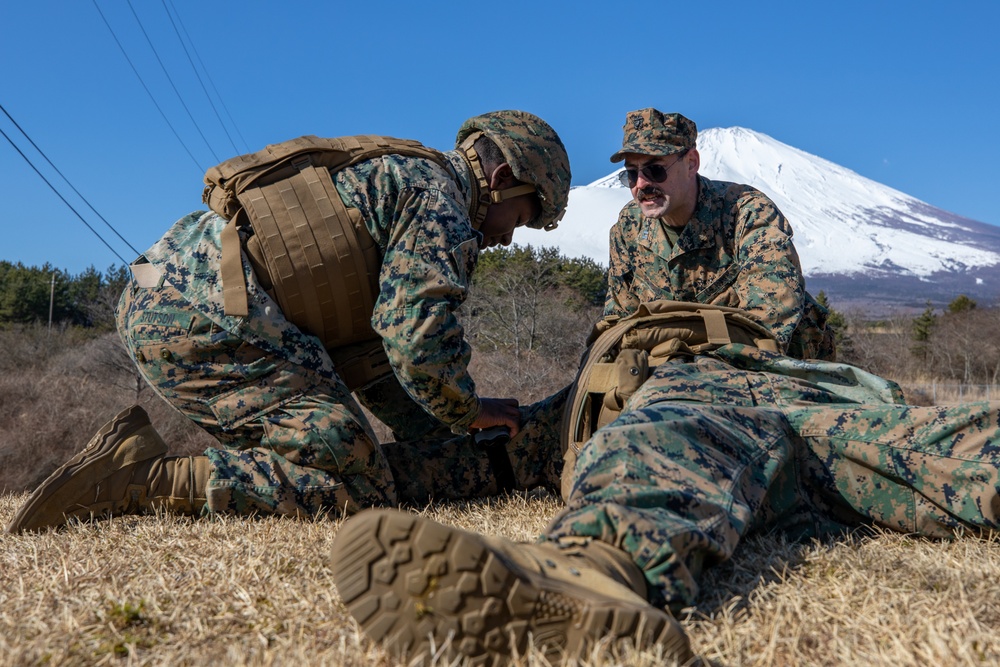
[
  {"left": 205, "top": 358, "right": 320, "bottom": 430},
  {"left": 129, "top": 320, "right": 266, "bottom": 400}
]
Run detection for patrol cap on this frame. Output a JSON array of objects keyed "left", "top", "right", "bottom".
[
  {"left": 610, "top": 108, "right": 697, "bottom": 163},
  {"left": 456, "top": 110, "right": 571, "bottom": 231}
]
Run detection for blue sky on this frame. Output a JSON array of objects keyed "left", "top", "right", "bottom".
[{"left": 1, "top": 1, "right": 998, "bottom": 274}]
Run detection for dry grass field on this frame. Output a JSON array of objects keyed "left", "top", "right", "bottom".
[
  {"left": 5, "top": 328, "right": 1000, "bottom": 666},
  {"left": 3, "top": 490, "right": 1000, "bottom": 667}
]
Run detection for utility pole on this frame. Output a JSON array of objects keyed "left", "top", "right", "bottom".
[{"left": 48, "top": 273, "right": 55, "bottom": 334}]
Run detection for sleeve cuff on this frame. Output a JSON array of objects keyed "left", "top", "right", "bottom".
[{"left": 448, "top": 396, "right": 481, "bottom": 434}]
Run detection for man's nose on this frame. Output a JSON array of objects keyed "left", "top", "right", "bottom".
[{"left": 634, "top": 169, "right": 655, "bottom": 188}]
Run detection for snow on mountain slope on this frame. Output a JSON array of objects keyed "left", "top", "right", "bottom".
[{"left": 517, "top": 127, "right": 1000, "bottom": 281}]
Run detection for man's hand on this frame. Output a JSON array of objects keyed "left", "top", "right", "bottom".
[{"left": 471, "top": 398, "right": 521, "bottom": 437}]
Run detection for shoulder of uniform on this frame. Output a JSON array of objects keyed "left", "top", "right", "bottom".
[
  {"left": 343, "top": 152, "right": 458, "bottom": 190},
  {"left": 712, "top": 178, "right": 771, "bottom": 205},
  {"left": 617, "top": 199, "right": 643, "bottom": 223}
]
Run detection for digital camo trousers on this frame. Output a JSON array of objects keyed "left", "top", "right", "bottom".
[
  {"left": 545, "top": 344, "right": 1000, "bottom": 611},
  {"left": 117, "top": 277, "right": 565, "bottom": 517}
]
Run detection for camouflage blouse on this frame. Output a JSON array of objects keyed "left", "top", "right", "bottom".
[
  {"left": 605, "top": 175, "right": 834, "bottom": 360},
  {"left": 143, "top": 150, "right": 485, "bottom": 431}
]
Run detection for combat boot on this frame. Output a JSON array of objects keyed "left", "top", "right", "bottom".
[
  {"left": 6, "top": 405, "right": 211, "bottom": 533},
  {"left": 331, "top": 509, "right": 692, "bottom": 666}
]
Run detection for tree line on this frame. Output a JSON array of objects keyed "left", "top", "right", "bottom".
[
  {"left": 822, "top": 292, "right": 1000, "bottom": 386},
  {"left": 0, "top": 261, "right": 128, "bottom": 330},
  {"left": 0, "top": 248, "right": 607, "bottom": 360},
  {"left": 461, "top": 245, "right": 607, "bottom": 360},
  {"left": 7, "top": 254, "right": 999, "bottom": 390}
]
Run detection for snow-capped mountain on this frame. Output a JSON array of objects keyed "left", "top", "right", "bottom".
[{"left": 518, "top": 128, "right": 1000, "bottom": 311}]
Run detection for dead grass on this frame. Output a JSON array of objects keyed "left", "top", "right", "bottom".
[
  {"left": 0, "top": 328, "right": 214, "bottom": 493},
  {"left": 0, "top": 331, "right": 578, "bottom": 494},
  {"left": 2, "top": 492, "right": 1000, "bottom": 667},
  {"left": 5, "top": 328, "right": 1000, "bottom": 665},
  {"left": 901, "top": 383, "right": 1000, "bottom": 406}
]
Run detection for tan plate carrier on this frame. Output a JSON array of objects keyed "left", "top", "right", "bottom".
[
  {"left": 559, "top": 300, "right": 779, "bottom": 500},
  {"left": 202, "top": 135, "right": 450, "bottom": 390}
]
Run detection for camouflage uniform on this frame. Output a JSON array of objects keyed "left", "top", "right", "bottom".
[
  {"left": 534, "top": 108, "right": 999, "bottom": 613},
  {"left": 606, "top": 108, "right": 835, "bottom": 360},
  {"left": 118, "top": 145, "right": 563, "bottom": 517},
  {"left": 380, "top": 387, "right": 568, "bottom": 503},
  {"left": 548, "top": 342, "right": 1000, "bottom": 611}
]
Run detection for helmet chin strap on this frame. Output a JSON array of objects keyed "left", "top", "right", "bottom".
[
  {"left": 458, "top": 131, "right": 536, "bottom": 231},
  {"left": 491, "top": 183, "right": 537, "bottom": 202}
]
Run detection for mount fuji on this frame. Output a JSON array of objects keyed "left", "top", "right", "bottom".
[{"left": 517, "top": 128, "right": 1000, "bottom": 313}]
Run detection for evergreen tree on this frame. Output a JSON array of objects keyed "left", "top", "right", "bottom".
[
  {"left": 947, "top": 294, "right": 977, "bottom": 314},
  {"left": 816, "top": 290, "right": 851, "bottom": 356},
  {"left": 556, "top": 256, "right": 607, "bottom": 307},
  {"left": 910, "top": 301, "right": 937, "bottom": 361},
  {"left": 0, "top": 261, "right": 127, "bottom": 329},
  {"left": 0, "top": 262, "right": 74, "bottom": 325}
]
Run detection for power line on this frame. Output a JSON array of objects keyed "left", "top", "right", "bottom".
[
  {"left": 0, "top": 102, "right": 139, "bottom": 257},
  {"left": 91, "top": 0, "right": 204, "bottom": 173},
  {"left": 124, "top": 0, "right": 220, "bottom": 163},
  {"left": 160, "top": 0, "right": 239, "bottom": 155},
  {"left": 0, "top": 124, "right": 130, "bottom": 266},
  {"left": 166, "top": 0, "right": 250, "bottom": 153}
]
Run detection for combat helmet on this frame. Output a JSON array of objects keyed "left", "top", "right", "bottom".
[{"left": 456, "top": 110, "right": 571, "bottom": 231}]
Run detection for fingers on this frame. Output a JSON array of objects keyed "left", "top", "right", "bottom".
[{"left": 471, "top": 398, "right": 521, "bottom": 437}]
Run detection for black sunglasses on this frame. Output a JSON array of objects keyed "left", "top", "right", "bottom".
[{"left": 618, "top": 150, "right": 689, "bottom": 188}]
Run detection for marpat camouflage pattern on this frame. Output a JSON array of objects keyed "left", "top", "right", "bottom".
[
  {"left": 117, "top": 145, "right": 562, "bottom": 516},
  {"left": 605, "top": 175, "right": 835, "bottom": 360},
  {"left": 548, "top": 343, "right": 1000, "bottom": 610}
]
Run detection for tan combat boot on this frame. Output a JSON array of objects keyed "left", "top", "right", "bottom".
[
  {"left": 5, "top": 405, "right": 211, "bottom": 533},
  {"left": 331, "top": 509, "right": 692, "bottom": 666}
]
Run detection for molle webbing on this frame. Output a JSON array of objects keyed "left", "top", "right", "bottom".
[
  {"left": 559, "top": 300, "right": 779, "bottom": 500},
  {"left": 203, "top": 135, "right": 450, "bottom": 352}
]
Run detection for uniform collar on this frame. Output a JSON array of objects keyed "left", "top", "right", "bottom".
[{"left": 684, "top": 175, "right": 723, "bottom": 249}]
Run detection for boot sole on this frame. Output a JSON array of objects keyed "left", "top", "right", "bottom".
[
  {"left": 331, "top": 509, "right": 691, "bottom": 666},
  {"left": 6, "top": 405, "right": 166, "bottom": 533}
]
